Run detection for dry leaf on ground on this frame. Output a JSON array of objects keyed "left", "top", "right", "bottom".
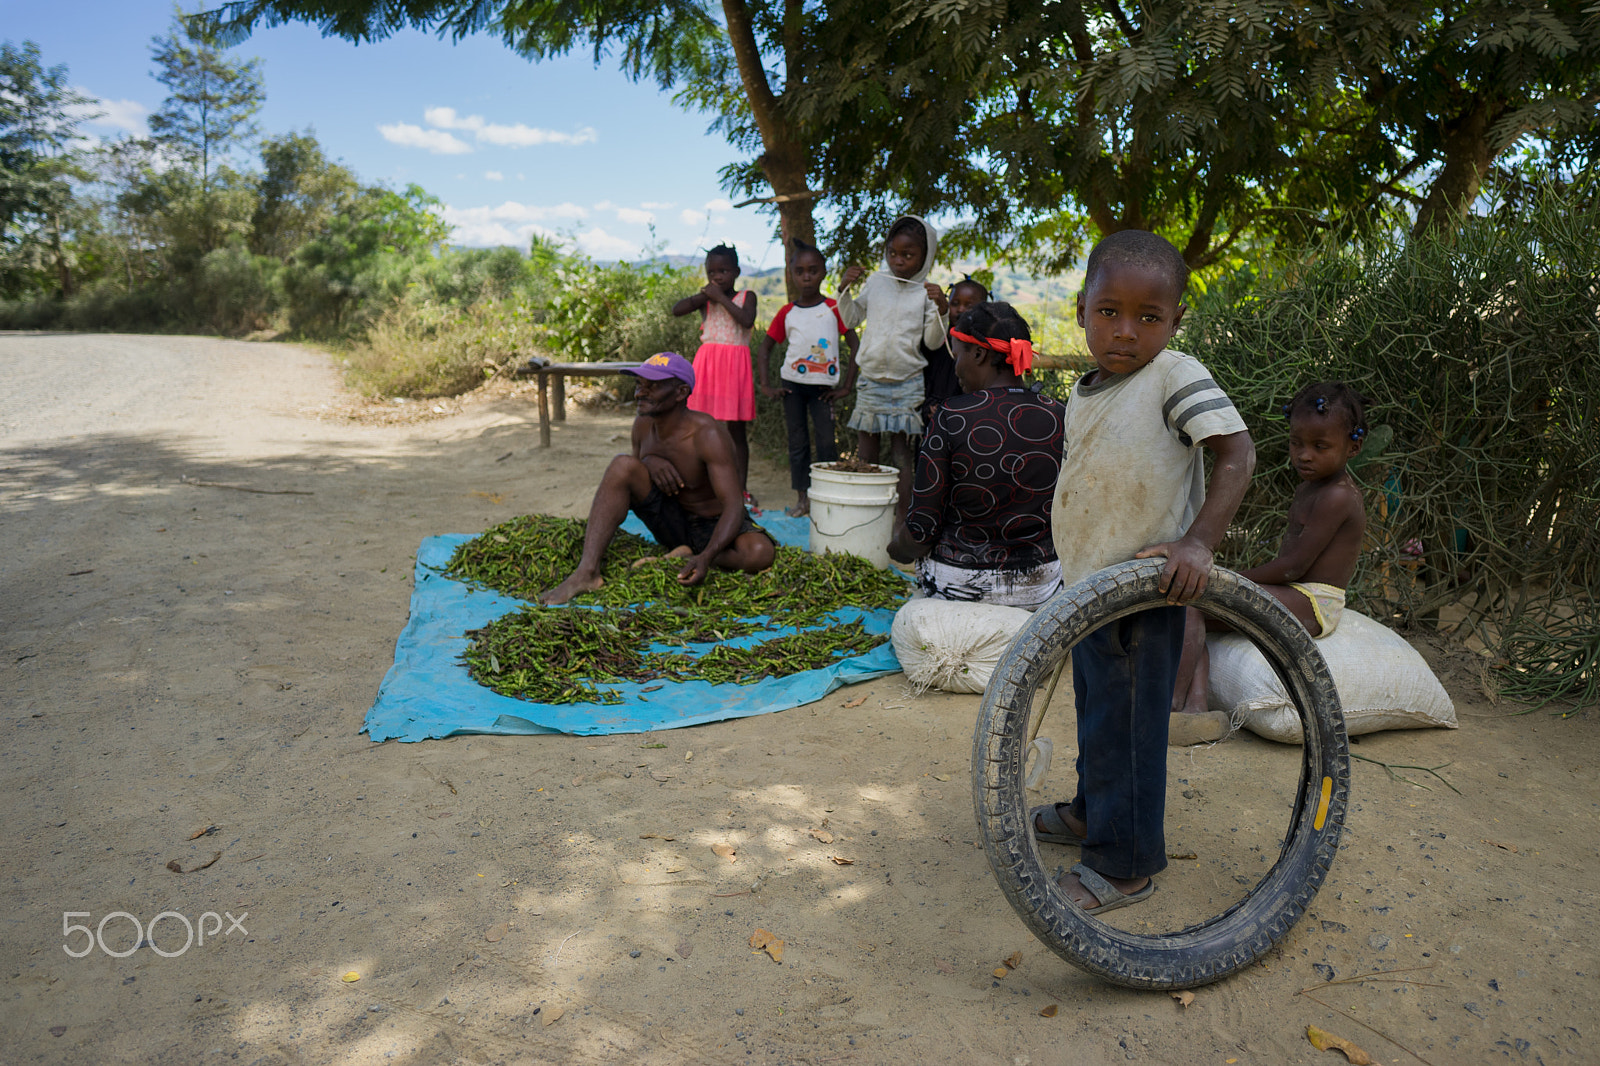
[
  {"left": 1307, "top": 1025, "right": 1373, "bottom": 1064},
  {"left": 166, "top": 850, "right": 222, "bottom": 874},
  {"left": 187, "top": 825, "right": 217, "bottom": 840},
  {"left": 1483, "top": 839, "right": 1519, "bottom": 853},
  {"left": 749, "top": 928, "right": 785, "bottom": 963},
  {"left": 1002, "top": 951, "right": 1022, "bottom": 969},
  {"left": 842, "top": 696, "right": 868, "bottom": 708},
  {"left": 712, "top": 843, "right": 738, "bottom": 863},
  {"left": 992, "top": 967, "right": 1008, "bottom": 979},
  {"left": 1039, "top": 1004, "right": 1059, "bottom": 1017},
  {"left": 542, "top": 1005, "right": 565, "bottom": 1026},
  {"left": 676, "top": 940, "right": 694, "bottom": 958},
  {"left": 810, "top": 828, "right": 834, "bottom": 844},
  {"left": 1170, "top": 990, "right": 1194, "bottom": 1008},
  {"left": 485, "top": 922, "right": 508, "bottom": 943},
  {"left": 341, "top": 972, "right": 360, "bottom": 983},
  {"left": 829, "top": 856, "right": 854, "bottom": 865}
]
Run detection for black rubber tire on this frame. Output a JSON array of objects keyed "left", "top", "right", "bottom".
[{"left": 972, "top": 558, "right": 1350, "bottom": 990}]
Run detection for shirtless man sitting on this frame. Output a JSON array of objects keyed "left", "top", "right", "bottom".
[{"left": 540, "top": 352, "right": 777, "bottom": 605}]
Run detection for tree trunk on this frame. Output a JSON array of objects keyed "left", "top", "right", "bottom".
[
  {"left": 50, "top": 211, "right": 76, "bottom": 298},
  {"left": 1413, "top": 97, "right": 1494, "bottom": 237},
  {"left": 722, "top": 0, "right": 814, "bottom": 300}
]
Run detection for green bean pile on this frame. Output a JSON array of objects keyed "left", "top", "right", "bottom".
[
  {"left": 444, "top": 514, "right": 908, "bottom": 628},
  {"left": 449, "top": 515, "right": 908, "bottom": 704}
]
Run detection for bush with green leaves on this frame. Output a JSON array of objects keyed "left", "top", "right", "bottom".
[{"left": 1185, "top": 180, "right": 1600, "bottom": 705}]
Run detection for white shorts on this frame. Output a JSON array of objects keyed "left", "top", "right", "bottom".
[{"left": 914, "top": 557, "right": 1063, "bottom": 611}]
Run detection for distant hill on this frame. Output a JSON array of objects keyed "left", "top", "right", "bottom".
[{"left": 635, "top": 256, "right": 1082, "bottom": 306}]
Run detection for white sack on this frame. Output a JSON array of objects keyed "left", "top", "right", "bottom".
[
  {"left": 1208, "top": 609, "right": 1457, "bottom": 743},
  {"left": 891, "top": 597, "right": 1033, "bottom": 694}
]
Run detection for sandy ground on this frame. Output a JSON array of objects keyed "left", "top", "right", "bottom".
[{"left": 2, "top": 332, "right": 1597, "bottom": 1066}]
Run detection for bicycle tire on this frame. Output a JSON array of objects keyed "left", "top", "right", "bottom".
[{"left": 972, "top": 558, "right": 1349, "bottom": 990}]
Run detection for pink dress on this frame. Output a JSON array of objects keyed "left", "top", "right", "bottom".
[{"left": 688, "top": 290, "right": 755, "bottom": 422}]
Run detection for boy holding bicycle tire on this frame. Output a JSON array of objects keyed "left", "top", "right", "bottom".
[{"left": 1032, "top": 230, "right": 1255, "bottom": 914}]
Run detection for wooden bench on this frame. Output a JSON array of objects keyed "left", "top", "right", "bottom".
[{"left": 524, "top": 361, "right": 642, "bottom": 447}]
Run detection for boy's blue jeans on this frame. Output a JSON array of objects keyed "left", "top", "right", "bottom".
[{"left": 1066, "top": 604, "right": 1185, "bottom": 880}]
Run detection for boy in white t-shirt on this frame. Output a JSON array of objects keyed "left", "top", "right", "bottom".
[
  {"left": 758, "top": 239, "right": 861, "bottom": 516},
  {"left": 1030, "top": 230, "right": 1256, "bottom": 915}
]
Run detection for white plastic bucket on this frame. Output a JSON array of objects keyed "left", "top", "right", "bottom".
[
  {"left": 808, "top": 463, "right": 900, "bottom": 568},
  {"left": 808, "top": 462, "right": 900, "bottom": 501}
]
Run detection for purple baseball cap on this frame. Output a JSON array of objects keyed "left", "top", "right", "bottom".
[{"left": 623, "top": 351, "right": 695, "bottom": 390}]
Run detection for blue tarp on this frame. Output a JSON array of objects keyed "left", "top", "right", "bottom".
[{"left": 364, "top": 515, "right": 904, "bottom": 741}]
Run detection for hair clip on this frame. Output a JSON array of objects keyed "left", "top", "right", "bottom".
[
  {"left": 1280, "top": 403, "right": 1292, "bottom": 417},
  {"left": 1351, "top": 427, "right": 1367, "bottom": 441},
  {"left": 1315, "top": 396, "right": 1328, "bottom": 413}
]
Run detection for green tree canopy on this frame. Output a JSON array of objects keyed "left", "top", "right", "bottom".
[
  {"left": 204, "top": 0, "right": 1600, "bottom": 276},
  {"left": 0, "top": 40, "right": 97, "bottom": 297},
  {"left": 150, "top": 10, "right": 265, "bottom": 191}
]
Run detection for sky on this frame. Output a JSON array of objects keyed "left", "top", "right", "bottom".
[{"left": 4, "top": 0, "right": 788, "bottom": 269}]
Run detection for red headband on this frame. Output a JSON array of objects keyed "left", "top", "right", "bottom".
[{"left": 950, "top": 329, "right": 1035, "bottom": 375}]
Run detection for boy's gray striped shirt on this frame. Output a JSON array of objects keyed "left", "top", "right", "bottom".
[{"left": 1162, "top": 376, "right": 1237, "bottom": 445}]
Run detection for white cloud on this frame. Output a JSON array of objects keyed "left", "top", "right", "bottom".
[
  {"left": 680, "top": 208, "right": 706, "bottom": 226},
  {"left": 425, "top": 106, "right": 597, "bottom": 147},
  {"left": 593, "top": 200, "right": 616, "bottom": 211},
  {"left": 576, "top": 226, "right": 641, "bottom": 260},
  {"left": 614, "top": 207, "right": 655, "bottom": 226},
  {"left": 479, "top": 122, "right": 597, "bottom": 147},
  {"left": 484, "top": 170, "right": 504, "bottom": 181},
  {"left": 641, "top": 201, "right": 674, "bottom": 210},
  {"left": 379, "top": 122, "right": 472, "bottom": 154},
  {"left": 69, "top": 92, "right": 149, "bottom": 136},
  {"left": 444, "top": 201, "right": 589, "bottom": 226},
  {"left": 704, "top": 198, "right": 734, "bottom": 211},
  {"left": 441, "top": 200, "right": 591, "bottom": 247},
  {"left": 424, "top": 106, "right": 484, "bottom": 131}
]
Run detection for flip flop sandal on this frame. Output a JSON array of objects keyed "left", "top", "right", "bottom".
[
  {"left": 1029, "top": 803, "right": 1086, "bottom": 846},
  {"left": 1056, "top": 861, "right": 1155, "bottom": 915}
]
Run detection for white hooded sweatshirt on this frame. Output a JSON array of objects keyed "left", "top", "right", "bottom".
[{"left": 836, "top": 214, "right": 948, "bottom": 382}]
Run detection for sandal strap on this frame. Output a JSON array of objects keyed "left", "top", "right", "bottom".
[{"left": 1070, "top": 862, "right": 1121, "bottom": 907}]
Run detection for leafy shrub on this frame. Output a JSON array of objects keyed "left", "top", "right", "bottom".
[
  {"left": 1186, "top": 180, "right": 1600, "bottom": 703},
  {"left": 543, "top": 256, "right": 702, "bottom": 363},
  {"left": 344, "top": 297, "right": 545, "bottom": 398}
]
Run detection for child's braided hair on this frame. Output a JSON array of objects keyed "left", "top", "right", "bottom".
[
  {"left": 707, "top": 243, "right": 739, "bottom": 268},
  {"left": 953, "top": 301, "right": 1032, "bottom": 346},
  {"left": 1283, "top": 380, "right": 1373, "bottom": 442},
  {"left": 789, "top": 237, "right": 823, "bottom": 263}
]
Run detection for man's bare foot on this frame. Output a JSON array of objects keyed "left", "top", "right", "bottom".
[
  {"left": 1172, "top": 685, "right": 1210, "bottom": 716},
  {"left": 785, "top": 493, "right": 810, "bottom": 518},
  {"left": 539, "top": 571, "right": 603, "bottom": 605},
  {"left": 1056, "top": 865, "right": 1151, "bottom": 912},
  {"left": 665, "top": 545, "right": 693, "bottom": 559}
]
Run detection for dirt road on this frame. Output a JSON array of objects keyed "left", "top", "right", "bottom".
[{"left": 2, "top": 333, "right": 1595, "bottom": 1065}]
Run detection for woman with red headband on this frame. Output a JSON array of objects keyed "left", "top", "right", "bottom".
[{"left": 888, "top": 302, "right": 1066, "bottom": 609}]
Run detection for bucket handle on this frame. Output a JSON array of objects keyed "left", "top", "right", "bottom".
[{"left": 810, "top": 492, "right": 898, "bottom": 538}]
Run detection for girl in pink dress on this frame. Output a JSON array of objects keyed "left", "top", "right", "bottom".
[{"left": 672, "top": 244, "right": 759, "bottom": 506}]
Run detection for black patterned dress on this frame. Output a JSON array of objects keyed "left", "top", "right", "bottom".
[{"left": 903, "top": 384, "right": 1066, "bottom": 608}]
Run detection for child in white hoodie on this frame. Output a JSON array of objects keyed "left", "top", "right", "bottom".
[{"left": 837, "top": 215, "right": 949, "bottom": 519}]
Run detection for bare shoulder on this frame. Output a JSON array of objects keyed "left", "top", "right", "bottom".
[
  {"left": 686, "top": 410, "right": 731, "bottom": 451},
  {"left": 1313, "top": 476, "right": 1366, "bottom": 520}
]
